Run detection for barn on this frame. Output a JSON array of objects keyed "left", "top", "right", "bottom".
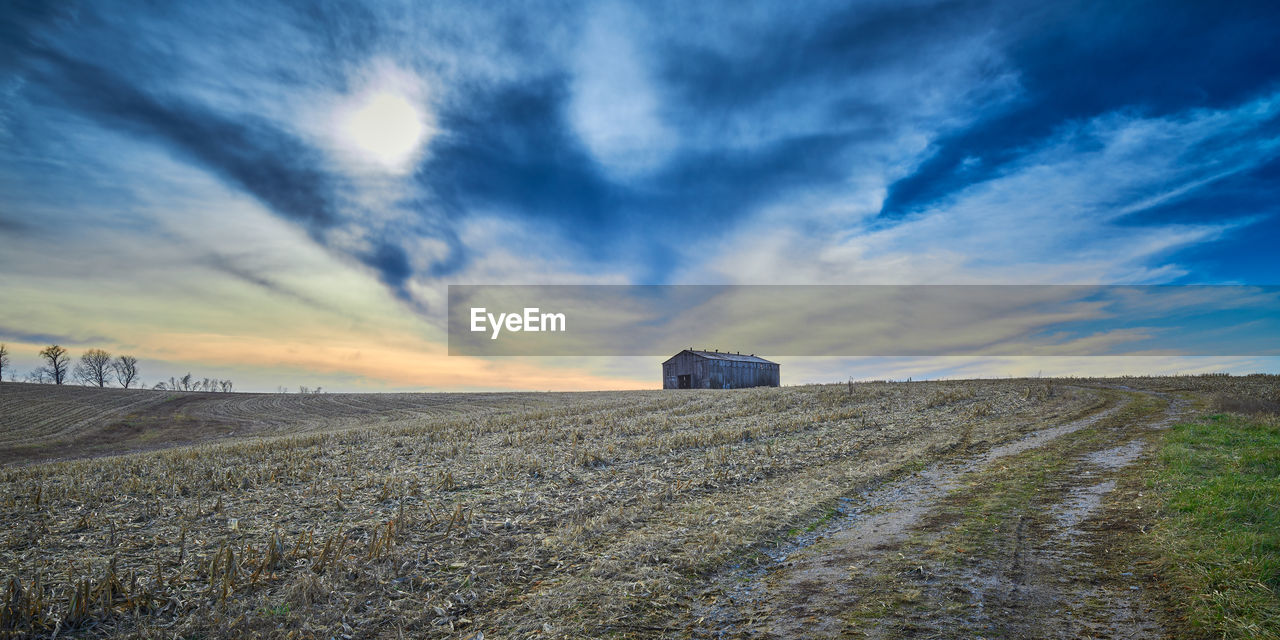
[{"left": 662, "top": 349, "right": 780, "bottom": 389}]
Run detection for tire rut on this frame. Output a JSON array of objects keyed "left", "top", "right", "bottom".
[{"left": 690, "top": 388, "right": 1183, "bottom": 639}]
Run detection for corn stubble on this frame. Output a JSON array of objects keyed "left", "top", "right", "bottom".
[{"left": 6, "top": 377, "right": 1263, "bottom": 638}]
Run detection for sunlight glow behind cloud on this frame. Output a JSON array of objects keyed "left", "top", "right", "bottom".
[
  {"left": 339, "top": 91, "right": 428, "bottom": 172},
  {"left": 325, "top": 63, "right": 435, "bottom": 176}
]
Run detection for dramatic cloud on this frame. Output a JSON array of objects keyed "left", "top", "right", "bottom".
[
  {"left": 880, "top": 1, "right": 1280, "bottom": 220},
  {"left": 2, "top": 0, "right": 1278, "bottom": 389}
]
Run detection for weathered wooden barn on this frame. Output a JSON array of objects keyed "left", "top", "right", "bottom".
[{"left": 662, "top": 349, "right": 780, "bottom": 389}]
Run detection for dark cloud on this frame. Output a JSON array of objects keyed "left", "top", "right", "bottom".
[
  {"left": 422, "top": 78, "right": 620, "bottom": 239},
  {"left": 4, "top": 0, "right": 1279, "bottom": 296},
  {"left": 3, "top": 1, "right": 435, "bottom": 296},
  {"left": 202, "top": 253, "right": 340, "bottom": 313},
  {"left": 0, "top": 213, "right": 32, "bottom": 235},
  {"left": 878, "top": 0, "right": 1280, "bottom": 220},
  {"left": 643, "top": 131, "right": 860, "bottom": 228},
  {"left": 0, "top": 0, "right": 71, "bottom": 68},
  {"left": 418, "top": 75, "right": 861, "bottom": 275},
  {"left": 656, "top": 0, "right": 995, "bottom": 115},
  {"left": 0, "top": 327, "right": 111, "bottom": 346},
  {"left": 406, "top": 0, "right": 1008, "bottom": 277},
  {"left": 21, "top": 50, "right": 340, "bottom": 229},
  {"left": 1122, "top": 156, "right": 1280, "bottom": 228},
  {"left": 1130, "top": 157, "right": 1280, "bottom": 283},
  {"left": 362, "top": 241, "right": 413, "bottom": 294}
]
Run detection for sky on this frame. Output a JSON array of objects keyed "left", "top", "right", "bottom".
[{"left": 1, "top": 0, "right": 1278, "bottom": 391}]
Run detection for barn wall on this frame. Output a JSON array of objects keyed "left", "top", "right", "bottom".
[
  {"left": 664, "top": 351, "right": 780, "bottom": 389},
  {"left": 663, "top": 351, "right": 704, "bottom": 388},
  {"left": 704, "top": 360, "right": 779, "bottom": 389}
]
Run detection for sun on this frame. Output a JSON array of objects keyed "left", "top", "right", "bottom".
[{"left": 337, "top": 89, "right": 429, "bottom": 174}]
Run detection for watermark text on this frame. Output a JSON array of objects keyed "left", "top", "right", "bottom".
[{"left": 470, "top": 307, "right": 566, "bottom": 340}]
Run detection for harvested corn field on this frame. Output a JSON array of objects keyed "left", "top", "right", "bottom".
[
  {"left": 0, "top": 376, "right": 1275, "bottom": 638},
  {"left": 0, "top": 384, "right": 575, "bottom": 465}
]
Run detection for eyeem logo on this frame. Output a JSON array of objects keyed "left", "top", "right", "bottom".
[{"left": 470, "top": 307, "right": 566, "bottom": 340}]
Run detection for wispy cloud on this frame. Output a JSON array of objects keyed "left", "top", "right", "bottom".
[
  {"left": 2, "top": 0, "right": 1278, "bottom": 389},
  {"left": 690, "top": 95, "right": 1280, "bottom": 285}
]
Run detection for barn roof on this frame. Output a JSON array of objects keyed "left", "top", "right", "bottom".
[{"left": 664, "top": 349, "right": 778, "bottom": 364}]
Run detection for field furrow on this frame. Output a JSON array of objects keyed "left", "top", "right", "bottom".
[{"left": 0, "top": 375, "right": 1275, "bottom": 638}]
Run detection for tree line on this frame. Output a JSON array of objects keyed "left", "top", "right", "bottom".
[
  {"left": 0, "top": 343, "right": 234, "bottom": 392},
  {"left": 154, "top": 374, "right": 233, "bottom": 393}
]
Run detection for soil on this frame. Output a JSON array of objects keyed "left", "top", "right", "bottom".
[
  {"left": 689, "top": 388, "right": 1190, "bottom": 639},
  {"left": 0, "top": 382, "right": 576, "bottom": 465}
]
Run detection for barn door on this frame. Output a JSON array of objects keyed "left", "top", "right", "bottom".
[{"left": 678, "top": 374, "right": 691, "bottom": 389}]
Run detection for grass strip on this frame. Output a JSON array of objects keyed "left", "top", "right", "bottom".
[{"left": 1150, "top": 413, "right": 1280, "bottom": 639}]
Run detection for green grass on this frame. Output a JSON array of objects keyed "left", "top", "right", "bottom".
[
  {"left": 258, "top": 603, "right": 290, "bottom": 617},
  {"left": 1153, "top": 413, "right": 1280, "bottom": 639},
  {"left": 787, "top": 506, "right": 841, "bottom": 537}
]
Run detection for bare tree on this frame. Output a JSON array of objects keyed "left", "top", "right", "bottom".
[
  {"left": 0, "top": 343, "right": 9, "bottom": 382},
  {"left": 74, "top": 348, "right": 113, "bottom": 387},
  {"left": 39, "top": 345, "right": 70, "bottom": 385},
  {"left": 180, "top": 373, "right": 193, "bottom": 391},
  {"left": 153, "top": 381, "right": 168, "bottom": 391},
  {"left": 26, "top": 368, "right": 51, "bottom": 384},
  {"left": 113, "top": 355, "right": 139, "bottom": 389},
  {"left": 219, "top": 379, "right": 233, "bottom": 392}
]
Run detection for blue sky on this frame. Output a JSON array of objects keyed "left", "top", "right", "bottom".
[{"left": 1, "top": 0, "right": 1278, "bottom": 390}]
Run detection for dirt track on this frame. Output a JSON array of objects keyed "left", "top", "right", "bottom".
[{"left": 690, "top": 387, "right": 1189, "bottom": 639}]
